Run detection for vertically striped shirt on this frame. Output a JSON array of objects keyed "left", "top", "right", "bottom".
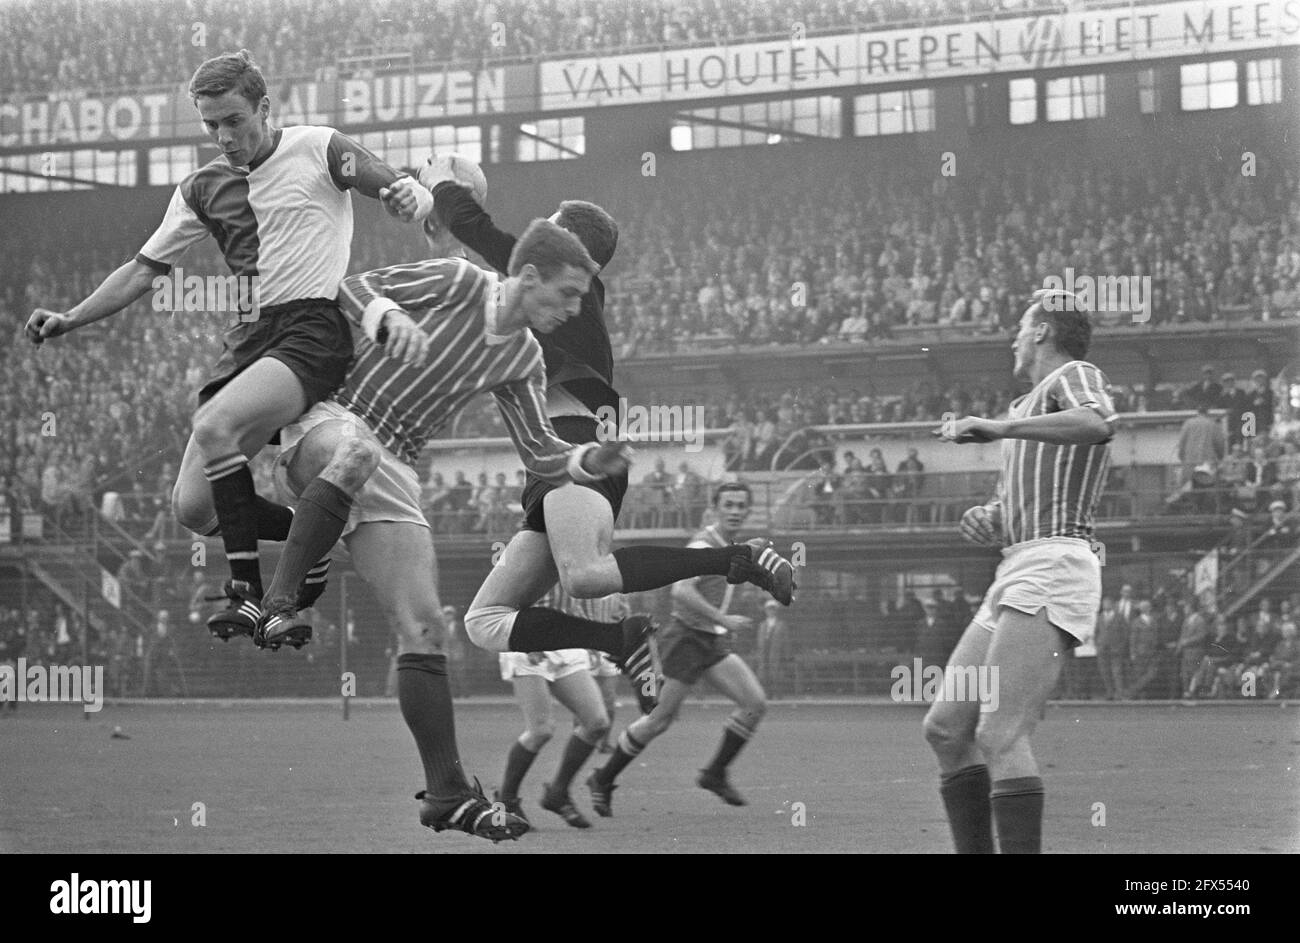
[
  {"left": 537, "top": 586, "right": 629, "bottom": 624},
  {"left": 997, "top": 360, "right": 1118, "bottom": 545},
  {"left": 672, "top": 524, "right": 735, "bottom": 636},
  {"left": 335, "top": 257, "right": 591, "bottom": 482}
]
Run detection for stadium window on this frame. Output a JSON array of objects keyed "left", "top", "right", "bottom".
[
  {"left": 673, "top": 96, "right": 840, "bottom": 150},
  {"left": 148, "top": 146, "right": 197, "bottom": 186},
  {"left": 1008, "top": 77, "right": 1037, "bottom": 125},
  {"left": 1137, "top": 69, "right": 1160, "bottom": 114},
  {"left": 1045, "top": 74, "right": 1104, "bottom": 121},
  {"left": 516, "top": 116, "right": 584, "bottom": 162},
  {"left": 432, "top": 125, "right": 482, "bottom": 164},
  {"left": 965, "top": 82, "right": 991, "bottom": 129},
  {"left": 1245, "top": 58, "right": 1282, "bottom": 105},
  {"left": 1180, "top": 60, "right": 1238, "bottom": 111},
  {"left": 854, "top": 89, "right": 934, "bottom": 136}
]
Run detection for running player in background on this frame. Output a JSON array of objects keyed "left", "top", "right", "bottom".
[
  {"left": 587, "top": 481, "right": 774, "bottom": 814},
  {"left": 23, "top": 50, "right": 432, "bottom": 640},
  {"left": 259, "top": 219, "right": 634, "bottom": 841},
  {"left": 495, "top": 581, "right": 619, "bottom": 829},
  {"left": 419, "top": 160, "right": 795, "bottom": 668},
  {"left": 924, "top": 288, "right": 1116, "bottom": 854}
]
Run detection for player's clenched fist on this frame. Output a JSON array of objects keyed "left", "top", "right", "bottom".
[
  {"left": 379, "top": 175, "right": 433, "bottom": 223},
  {"left": 582, "top": 441, "right": 633, "bottom": 478},
  {"left": 25, "top": 308, "right": 74, "bottom": 345},
  {"left": 960, "top": 503, "right": 1002, "bottom": 547},
  {"left": 378, "top": 309, "right": 430, "bottom": 366}
]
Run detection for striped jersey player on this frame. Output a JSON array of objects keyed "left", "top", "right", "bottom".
[
  {"left": 925, "top": 288, "right": 1117, "bottom": 856},
  {"left": 253, "top": 219, "right": 638, "bottom": 842}
]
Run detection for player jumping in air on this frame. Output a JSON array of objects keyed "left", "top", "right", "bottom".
[
  {"left": 587, "top": 481, "right": 775, "bottom": 812},
  {"left": 924, "top": 288, "right": 1116, "bottom": 854},
  {"left": 259, "top": 218, "right": 638, "bottom": 841},
  {"left": 23, "top": 50, "right": 433, "bottom": 640},
  {"left": 414, "top": 159, "right": 796, "bottom": 694}
]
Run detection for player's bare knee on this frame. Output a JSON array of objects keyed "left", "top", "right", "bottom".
[
  {"left": 973, "top": 716, "right": 1017, "bottom": 760},
  {"left": 922, "top": 709, "right": 969, "bottom": 754},
  {"left": 191, "top": 406, "right": 240, "bottom": 454},
  {"left": 324, "top": 434, "right": 380, "bottom": 493},
  {"left": 524, "top": 723, "right": 554, "bottom": 749},
  {"left": 172, "top": 487, "right": 214, "bottom": 536},
  {"left": 464, "top": 606, "right": 515, "bottom": 652},
  {"left": 579, "top": 714, "right": 610, "bottom": 743}
]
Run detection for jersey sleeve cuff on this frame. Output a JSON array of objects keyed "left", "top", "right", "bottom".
[
  {"left": 566, "top": 442, "right": 603, "bottom": 483},
  {"left": 134, "top": 253, "right": 170, "bottom": 275},
  {"left": 361, "top": 297, "right": 402, "bottom": 344}
]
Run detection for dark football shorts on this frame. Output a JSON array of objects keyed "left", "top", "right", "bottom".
[
  {"left": 521, "top": 415, "right": 628, "bottom": 533},
  {"left": 659, "top": 619, "right": 733, "bottom": 685},
  {"left": 197, "top": 297, "right": 353, "bottom": 411}
]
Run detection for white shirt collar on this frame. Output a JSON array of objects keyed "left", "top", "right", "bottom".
[{"left": 483, "top": 272, "right": 511, "bottom": 346}]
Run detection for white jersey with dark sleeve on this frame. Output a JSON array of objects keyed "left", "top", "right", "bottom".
[{"left": 135, "top": 126, "right": 402, "bottom": 308}]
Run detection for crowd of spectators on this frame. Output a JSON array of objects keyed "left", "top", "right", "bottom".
[
  {"left": 0, "top": 0, "right": 1091, "bottom": 98},
  {"left": 605, "top": 156, "right": 1300, "bottom": 356}
]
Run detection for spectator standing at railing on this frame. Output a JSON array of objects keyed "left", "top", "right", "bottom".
[
  {"left": 1259, "top": 500, "right": 1298, "bottom": 551},
  {"left": 756, "top": 600, "right": 791, "bottom": 700},
  {"left": 1245, "top": 370, "right": 1275, "bottom": 437},
  {"left": 141, "top": 609, "right": 186, "bottom": 697},
  {"left": 1175, "top": 403, "right": 1225, "bottom": 512},
  {"left": 447, "top": 471, "right": 473, "bottom": 534},
  {"left": 1176, "top": 591, "right": 1215, "bottom": 698},
  {"left": 1183, "top": 365, "right": 1221, "bottom": 411},
  {"left": 1095, "top": 597, "right": 1127, "bottom": 700},
  {"left": 674, "top": 462, "right": 707, "bottom": 531},
  {"left": 1220, "top": 372, "right": 1249, "bottom": 449},
  {"left": 642, "top": 457, "right": 675, "bottom": 528},
  {"left": 891, "top": 447, "right": 925, "bottom": 524},
  {"left": 1272, "top": 441, "right": 1300, "bottom": 509},
  {"left": 1125, "top": 599, "right": 1160, "bottom": 699}
]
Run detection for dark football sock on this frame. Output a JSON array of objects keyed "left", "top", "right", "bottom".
[
  {"left": 508, "top": 607, "right": 619, "bottom": 654},
  {"left": 991, "top": 776, "right": 1045, "bottom": 854},
  {"left": 202, "top": 496, "right": 294, "bottom": 540},
  {"left": 940, "top": 764, "right": 994, "bottom": 854},
  {"left": 597, "top": 728, "right": 646, "bottom": 783},
  {"left": 297, "top": 558, "right": 332, "bottom": 608},
  {"left": 500, "top": 739, "right": 539, "bottom": 801},
  {"left": 612, "top": 545, "right": 737, "bottom": 593},
  {"left": 552, "top": 731, "right": 598, "bottom": 792},
  {"left": 203, "top": 455, "right": 262, "bottom": 591},
  {"left": 397, "top": 653, "right": 470, "bottom": 803},
  {"left": 262, "top": 479, "right": 352, "bottom": 608},
  {"left": 704, "top": 714, "right": 756, "bottom": 775}
]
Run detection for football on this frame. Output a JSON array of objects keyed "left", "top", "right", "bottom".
[{"left": 426, "top": 151, "right": 487, "bottom": 205}]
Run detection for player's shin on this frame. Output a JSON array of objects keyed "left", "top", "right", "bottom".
[
  {"left": 262, "top": 478, "right": 353, "bottom": 610},
  {"left": 939, "top": 764, "right": 995, "bottom": 854},
  {"left": 703, "top": 712, "right": 758, "bottom": 776},
  {"left": 991, "top": 776, "right": 1045, "bottom": 854},
  {"left": 398, "top": 652, "right": 472, "bottom": 804},
  {"left": 204, "top": 456, "right": 264, "bottom": 592},
  {"left": 611, "top": 545, "right": 736, "bottom": 592}
]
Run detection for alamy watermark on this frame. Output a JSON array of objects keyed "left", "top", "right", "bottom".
[
  {"left": 0, "top": 659, "right": 105, "bottom": 712},
  {"left": 1040, "top": 268, "right": 1151, "bottom": 323},
  {"left": 151, "top": 266, "right": 260, "bottom": 321},
  {"left": 595, "top": 397, "right": 703, "bottom": 452},
  {"left": 890, "top": 658, "right": 1000, "bottom": 712}
]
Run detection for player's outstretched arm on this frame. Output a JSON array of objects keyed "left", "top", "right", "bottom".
[
  {"left": 490, "top": 370, "right": 631, "bottom": 486},
  {"left": 326, "top": 131, "right": 431, "bottom": 223},
  {"left": 427, "top": 178, "right": 516, "bottom": 275},
  {"left": 937, "top": 407, "right": 1112, "bottom": 446},
  {"left": 25, "top": 258, "right": 158, "bottom": 344}
]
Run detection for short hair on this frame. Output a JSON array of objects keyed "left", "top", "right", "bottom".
[
  {"left": 713, "top": 481, "right": 752, "bottom": 505},
  {"left": 189, "top": 49, "right": 267, "bottom": 108},
  {"left": 508, "top": 218, "right": 598, "bottom": 280},
  {"left": 1028, "top": 289, "right": 1091, "bottom": 360},
  {"left": 554, "top": 200, "right": 618, "bottom": 269}
]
